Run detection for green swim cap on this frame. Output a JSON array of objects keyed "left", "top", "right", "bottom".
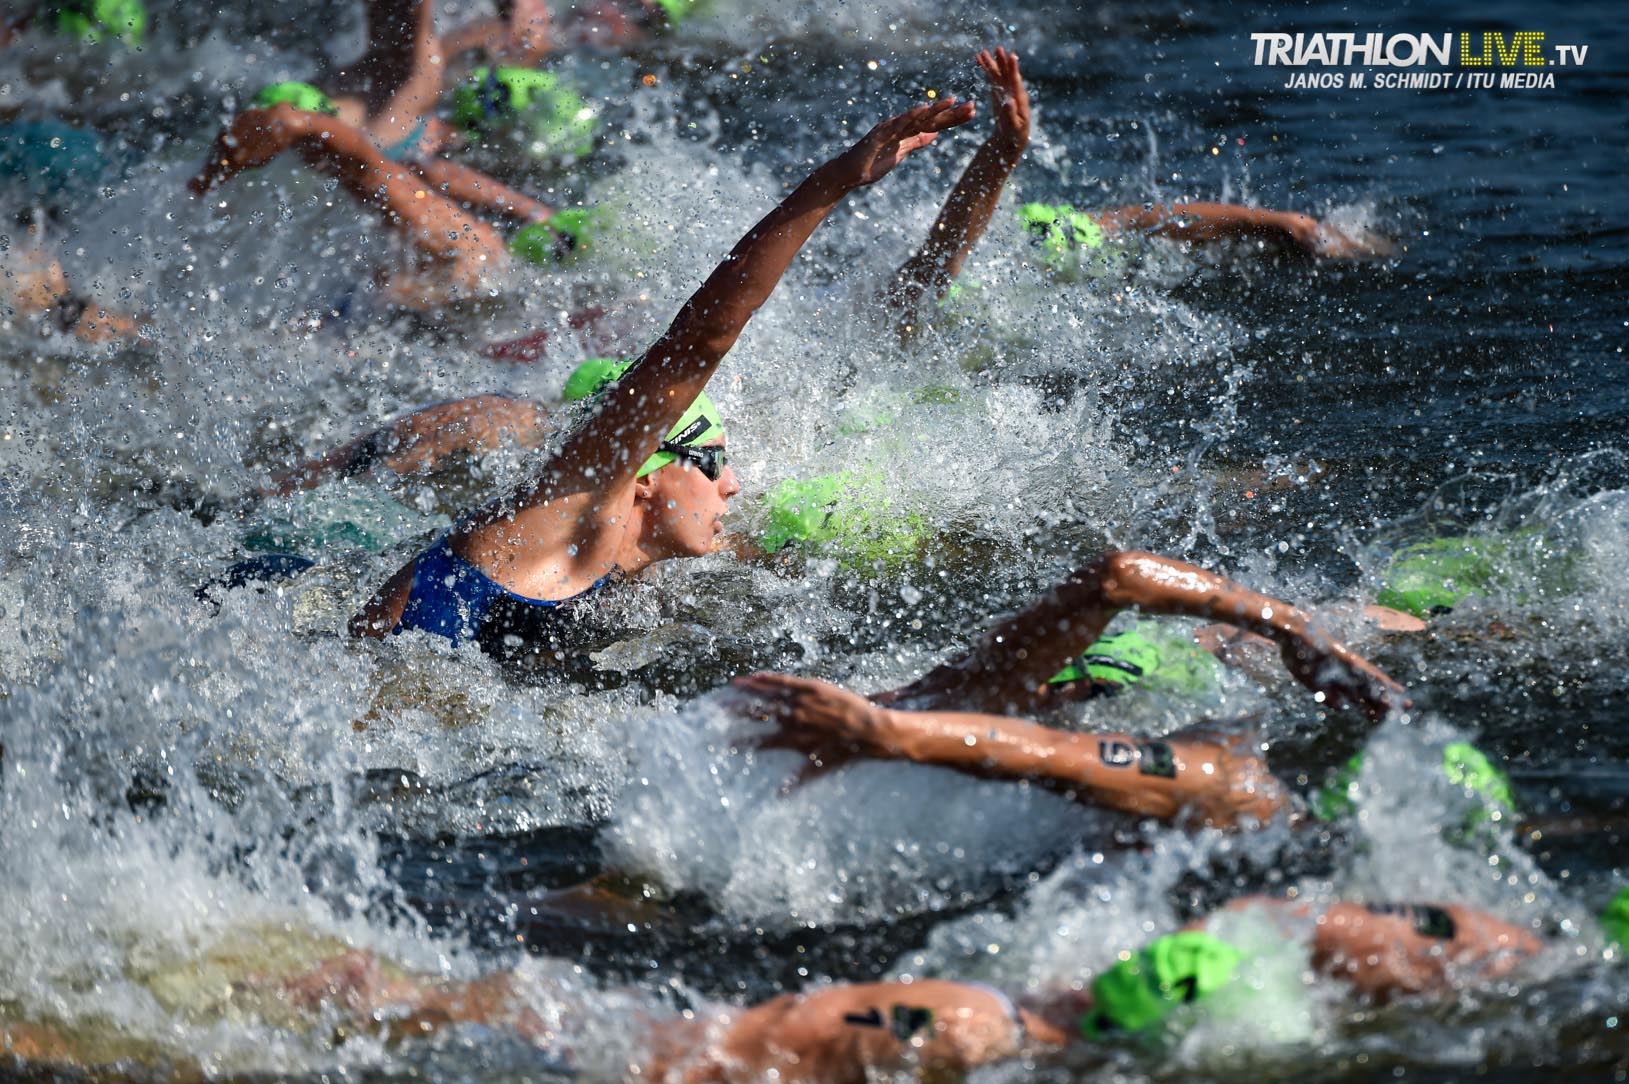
[
  {"left": 1375, "top": 536, "right": 1508, "bottom": 618},
  {"left": 1600, "top": 886, "right": 1629, "bottom": 951},
  {"left": 1082, "top": 931, "right": 1243, "bottom": 1040},
  {"left": 453, "top": 67, "right": 598, "bottom": 159},
  {"left": 251, "top": 82, "right": 339, "bottom": 116},
  {"left": 509, "top": 207, "right": 606, "bottom": 266},
  {"left": 650, "top": 0, "right": 699, "bottom": 24},
  {"left": 560, "top": 357, "right": 724, "bottom": 477},
  {"left": 52, "top": 0, "right": 144, "bottom": 46},
  {"left": 1310, "top": 740, "right": 1516, "bottom": 825},
  {"left": 758, "top": 471, "right": 929, "bottom": 571},
  {"left": 1048, "top": 624, "right": 1220, "bottom": 697},
  {"left": 1019, "top": 202, "right": 1104, "bottom": 269}
]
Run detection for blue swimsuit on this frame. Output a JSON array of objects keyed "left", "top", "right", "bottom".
[
  {"left": 377, "top": 115, "right": 432, "bottom": 162},
  {"left": 394, "top": 534, "right": 615, "bottom": 656}
]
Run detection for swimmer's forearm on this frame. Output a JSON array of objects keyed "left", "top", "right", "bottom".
[
  {"left": 888, "top": 137, "right": 1022, "bottom": 315},
  {"left": 877, "top": 709, "right": 1206, "bottom": 821},
  {"left": 410, "top": 157, "right": 551, "bottom": 224}
]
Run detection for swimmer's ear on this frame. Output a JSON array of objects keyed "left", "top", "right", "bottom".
[{"left": 632, "top": 474, "right": 657, "bottom": 501}]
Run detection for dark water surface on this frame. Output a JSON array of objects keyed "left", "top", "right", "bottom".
[{"left": 2, "top": 0, "right": 1627, "bottom": 1080}]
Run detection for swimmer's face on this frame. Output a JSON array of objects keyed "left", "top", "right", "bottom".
[{"left": 640, "top": 439, "right": 739, "bottom": 558}]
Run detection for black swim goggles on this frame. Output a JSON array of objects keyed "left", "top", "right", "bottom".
[{"left": 659, "top": 441, "right": 727, "bottom": 481}]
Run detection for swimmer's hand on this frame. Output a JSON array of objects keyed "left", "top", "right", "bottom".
[
  {"left": 729, "top": 672, "right": 898, "bottom": 784},
  {"left": 976, "top": 46, "right": 1029, "bottom": 158},
  {"left": 1294, "top": 218, "right": 1395, "bottom": 260},
  {"left": 824, "top": 97, "right": 976, "bottom": 191},
  {"left": 189, "top": 104, "right": 317, "bottom": 196},
  {"left": 1276, "top": 627, "right": 1410, "bottom": 719}
]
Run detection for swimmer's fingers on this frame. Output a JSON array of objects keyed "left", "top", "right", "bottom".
[
  {"left": 978, "top": 47, "right": 1029, "bottom": 152},
  {"left": 728, "top": 673, "right": 891, "bottom": 746},
  {"left": 1278, "top": 635, "right": 1410, "bottom": 718},
  {"left": 833, "top": 98, "right": 976, "bottom": 188}
]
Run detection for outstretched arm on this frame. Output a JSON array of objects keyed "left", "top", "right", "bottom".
[
  {"left": 1224, "top": 897, "right": 1541, "bottom": 1000},
  {"left": 879, "top": 550, "right": 1406, "bottom": 718},
  {"left": 190, "top": 105, "right": 507, "bottom": 271},
  {"left": 1093, "top": 202, "right": 1392, "bottom": 259},
  {"left": 733, "top": 674, "right": 1287, "bottom": 828},
  {"left": 549, "top": 97, "right": 976, "bottom": 493},
  {"left": 883, "top": 47, "right": 1029, "bottom": 327},
  {"left": 408, "top": 156, "right": 553, "bottom": 225},
  {"left": 264, "top": 395, "right": 546, "bottom": 496}
]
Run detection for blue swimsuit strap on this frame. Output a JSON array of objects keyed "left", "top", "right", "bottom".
[
  {"left": 396, "top": 534, "right": 613, "bottom": 646},
  {"left": 377, "top": 114, "right": 431, "bottom": 162}
]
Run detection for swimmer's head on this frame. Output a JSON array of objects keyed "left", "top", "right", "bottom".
[
  {"left": 1049, "top": 629, "right": 1162, "bottom": 691},
  {"left": 1600, "top": 886, "right": 1629, "bottom": 952},
  {"left": 561, "top": 357, "right": 724, "bottom": 476},
  {"left": 1081, "top": 931, "right": 1244, "bottom": 1040},
  {"left": 647, "top": 0, "right": 698, "bottom": 25},
  {"left": 251, "top": 82, "right": 339, "bottom": 116},
  {"left": 453, "top": 67, "right": 599, "bottom": 159},
  {"left": 1018, "top": 202, "right": 1104, "bottom": 271},
  {"left": 758, "top": 472, "right": 928, "bottom": 571},
  {"left": 1375, "top": 536, "right": 1507, "bottom": 618},
  {"left": 508, "top": 207, "right": 606, "bottom": 266},
  {"left": 50, "top": 0, "right": 144, "bottom": 47},
  {"left": 1310, "top": 739, "right": 1516, "bottom": 827}
]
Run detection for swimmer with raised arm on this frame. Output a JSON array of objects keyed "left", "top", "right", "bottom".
[
  {"left": 254, "top": 48, "right": 1031, "bottom": 498},
  {"left": 348, "top": 97, "right": 977, "bottom": 654},
  {"left": 735, "top": 550, "right": 1407, "bottom": 830}
]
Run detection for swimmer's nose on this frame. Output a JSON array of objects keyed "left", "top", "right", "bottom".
[{"left": 719, "top": 465, "right": 742, "bottom": 500}]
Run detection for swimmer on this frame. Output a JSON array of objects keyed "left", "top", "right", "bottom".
[
  {"left": 732, "top": 550, "right": 1406, "bottom": 830},
  {"left": 7, "top": 889, "right": 1601, "bottom": 1082},
  {"left": 190, "top": 1, "right": 558, "bottom": 302},
  {"left": 1020, "top": 197, "right": 1393, "bottom": 271},
  {"left": 2, "top": 0, "right": 145, "bottom": 49},
  {"left": 1, "top": 214, "right": 148, "bottom": 344},
  {"left": 444, "top": 0, "right": 694, "bottom": 60},
  {"left": 348, "top": 98, "right": 978, "bottom": 658},
  {"left": 253, "top": 49, "right": 1030, "bottom": 502}
]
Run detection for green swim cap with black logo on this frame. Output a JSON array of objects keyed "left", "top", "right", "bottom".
[
  {"left": 251, "top": 81, "right": 339, "bottom": 116},
  {"left": 51, "top": 0, "right": 144, "bottom": 46},
  {"left": 1310, "top": 740, "right": 1516, "bottom": 827},
  {"left": 453, "top": 66, "right": 598, "bottom": 159},
  {"left": 1081, "top": 931, "right": 1243, "bottom": 1040},
  {"left": 1375, "top": 536, "right": 1503, "bottom": 618},
  {"left": 1048, "top": 624, "right": 1219, "bottom": 697},
  {"left": 560, "top": 357, "right": 724, "bottom": 477},
  {"left": 509, "top": 207, "right": 606, "bottom": 266},
  {"left": 1019, "top": 202, "right": 1104, "bottom": 269}
]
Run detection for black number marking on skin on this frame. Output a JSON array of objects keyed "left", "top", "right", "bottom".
[
  {"left": 1364, "top": 902, "right": 1458, "bottom": 940},
  {"left": 1100, "top": 740, "right": 1137, "bottom": 767},
  {"left": 843, "top": 1006, "right": 935, "bottom": 1042},
  {"left": 1136, "top": 741, "right": 1176, "bottom": 779}
]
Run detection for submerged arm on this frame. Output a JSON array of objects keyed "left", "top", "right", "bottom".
[
  {"left": 884, "top": 47, "right": 1029, "bottom": 327},
  {"left": 409, "top": 156, "right": 553, "bottom": 225}
]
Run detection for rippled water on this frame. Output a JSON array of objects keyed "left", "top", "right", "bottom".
[{"left": 2, "top": 0, "right": 1627, "bottom": 1080}]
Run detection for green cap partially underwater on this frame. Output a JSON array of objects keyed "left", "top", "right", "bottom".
[
  {"left": 1019, "top": 202, "right": 1104, "bottom": 268},
  {"left": 649, "top": 0, "right": 700, "bottom": 24},
  {"left": 51, "top": 0, "right": 144, "bottom": 46},
  {"left": 1048, "top": 624, "right": 1220, "bottom": 697},
  {"left": 758, "top": 471, "right": 930, "bottom": 572},
  {"left": 453, "top": 66, "right": 598, "bottom": 159},
  {"left": 561, "top": 357, "right": 724, "bottom": 477},
  {"left": 251, "top": 82, "right": 338, "bottom": 116},
  {"left": 1082, "top": 931, "right": 1244, "bottom": 1040},
  {"left": 1310, "top": 740, "right": 1516, "bottom": 826},
  {"left": 1600, "top": 886, "right": 1629, "bottom": 952},
  {"left": 509, "top": 207, "right": 606, "bottom": 266},
  {"left": 1376, "top": 536, "right": 1503, "bottom": 618}
]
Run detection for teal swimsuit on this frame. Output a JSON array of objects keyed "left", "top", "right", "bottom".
[{"left": 377, "top": 115, "right": 431, "bottom": 162}]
